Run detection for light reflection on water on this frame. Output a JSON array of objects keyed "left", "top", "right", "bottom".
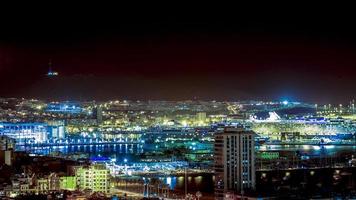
[
  {"left": 159, "top": 175, "right": 213, "bottom": 192},
  {"left": 257, "top": 144, "right": 356, "bottom": 156},
  {"left": 18, "top": 142, "right": 356, "bottom": 161},
  {"left": 18, "top": 143, "right": 356, "bottom": 160},
  {"left": 161, "top": 166, "right": 356, "bottom": 195},
  {"left": 17, "top": 144, "right": 143, "bottom": 158}
]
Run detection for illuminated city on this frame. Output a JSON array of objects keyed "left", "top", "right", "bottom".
[
  {"left": 0, "top": 98, "right": 355, "bottom": 199},
  {"left": 0, "top": 6, "right": 355, "bottom": 200}
]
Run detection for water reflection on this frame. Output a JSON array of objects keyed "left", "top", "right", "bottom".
[
  {"left": 17, "top": 143, "right": 143, "bottom": 158},
  {"left": 159, "top": 167, "right": 356, "bottom": 197},
  {"left": 159, "top": 175, "right": 214, "bottom": 193},
  {"left": 257, "top": 144, "right": 356, "bottom": 157}
]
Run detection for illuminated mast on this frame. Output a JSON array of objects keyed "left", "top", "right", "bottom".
[{"left": 47, "top": 59, "right": 58, "bottom": 76}]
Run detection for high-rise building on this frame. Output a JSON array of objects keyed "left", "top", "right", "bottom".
[
  {"left": 93, "top": 106, "right": 103, "bottom": 124},
  {"left": 214, "top": 127, "right": 256, "bottom": 199}
]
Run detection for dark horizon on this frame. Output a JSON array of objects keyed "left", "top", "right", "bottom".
[{"left": 0, "top": 7, "right": 355, "bottom": 104}]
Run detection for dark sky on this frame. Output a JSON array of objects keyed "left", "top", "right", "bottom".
[{"left": 0, "top": 6, "right": 355, "bottom": 103}]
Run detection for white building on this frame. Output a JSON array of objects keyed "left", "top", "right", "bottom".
[
  {"left": 214, "top": 127, "right": 256, "bottom": 199},
  {"left": 46, "top": 121, "right": 66, "bottom": 139},
  {"left": 0, "top": 123, "right": 48, "bottom": 144}
]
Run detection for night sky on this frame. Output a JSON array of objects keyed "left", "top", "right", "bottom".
[{"left": 0, "top": 7, "right": 355, "bottom": 103}]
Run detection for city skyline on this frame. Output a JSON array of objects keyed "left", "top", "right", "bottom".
[{"left": 1, "top": 97, "right": 355, "bottom": 199}]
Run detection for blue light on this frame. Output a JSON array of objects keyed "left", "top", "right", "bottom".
[
  {"left": 282, "top": 100, "right": 289, "bottom": 105},
  {"left": 46, "top": 102, "right": 82, "bottom": 114},
  {"left": 90, "top": 156, "right": 110, "bottom": 162},
  {"left": 312, "top": 146, "right": 321, "bottom": 150},
  {"left": 47, "top": 71, "right": 58, "bottom": 76}
]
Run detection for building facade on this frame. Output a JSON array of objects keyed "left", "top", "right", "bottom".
[
  {"left": 0, "top": 123, "right": 48, "bottom": 144},
  {"left": 0, "top": 135, "right": 16, "bottom": 150},
  {"left": 36, "top": 173, "right": 61, "bottom": 193},
  {"left": 0, "top": 122, "right": 66, "bottom": 143},
  {"left": 46, "top": 102, "right": 82, "bottom": 114},
  {"left": 60, "top": 176, "right": 77, "bottom": 191},
  {"left": 75, "top": 164, "right": 110, "bottom": 194},
  {"left": 214, "top": 127, "right": 255, "bottom": 199}
]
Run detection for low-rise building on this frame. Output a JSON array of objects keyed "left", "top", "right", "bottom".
[
  {"left": 75, "top": 164, "right": 110, "bottom": 194},
  {"left": 60, "top": 176, "right": 77, "bottom": 191},
  {"left": 36, "top": 173, "right": 60, "bottom": 193}
]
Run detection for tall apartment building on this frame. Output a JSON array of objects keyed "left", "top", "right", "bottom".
[
  {"left": 75, "top": 164, "right": 110, "bottom": 194},
  {"left": 214, "top": 127, "right": 255, "bottom": 199},
  {"left": 95, "top": 106, "right": 103, "bottom": 125}
]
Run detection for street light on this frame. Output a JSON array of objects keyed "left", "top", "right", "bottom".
[
  {"left": 184, "top": 167, "right": 188, "bottom": 197},
  {"left": 185, "top": 193, "right": 194, "bottom": 200},
  {"left": 196, "top": 191, "right": 202, "bottom": 200}
]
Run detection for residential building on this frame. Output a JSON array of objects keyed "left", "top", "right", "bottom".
[
  {"left": 214, "top": 127, "right": 256, "bottom": 199},
  {"left": 75, "top": 164, "right": 110, "bottom": 194}
]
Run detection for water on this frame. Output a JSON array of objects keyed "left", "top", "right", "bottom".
[
  {"left": 17, "top": 143, "right": 143, "bottom": 161},
  {"left": 159, "top": 167, "right": 356, "bottom": 198},
  {"left": 150, "top": 174, "right": 215, "bottom": 198},
  {"left": 18, "top": 143, "right": 356, "bottom": 164},
  {"left": 159, "top": 174, "right": 214, "bottom": 192},
  {"left": 258, "top": 144, "right": 356, "bottom": 157}
]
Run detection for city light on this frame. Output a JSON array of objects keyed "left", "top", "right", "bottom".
[
  {"left": 0, "top": 98, "right": 354, "bottom": 199},
  {"left": 1, "top": 12, "right": 355, "bottom": 198}
]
